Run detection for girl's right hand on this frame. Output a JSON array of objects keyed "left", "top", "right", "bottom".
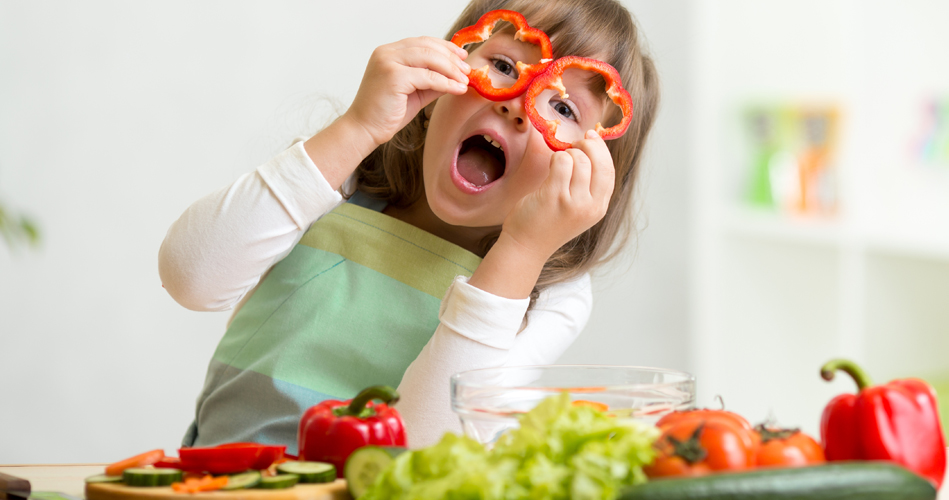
[{"left": 345, "top": 37, "right": 470, "bottom": 146}]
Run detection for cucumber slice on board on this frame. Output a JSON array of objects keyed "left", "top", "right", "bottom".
[
  {"left": 122, "top": 468, "right": 183, "bottom": 487},
  {"left": 255, "top": 474, "right": 299, "bottom": 489},
  {"left": 221, "top": 471, "right": 261, "bottom": 490},
  {"left": 344, "top": 446, "right": 408, "bottom": 498},
  {"left": 276, "top": 461, "right": 336, "bottom": 483},
  {"left": 84, "top": 475, "right": 123, "bottom": 484}
]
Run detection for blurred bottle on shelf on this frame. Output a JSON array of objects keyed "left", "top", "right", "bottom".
[
  {"left": 741, "top": 104, "right": 840, "bottom": 217},
  {"left": 913, "top": 98, "right": 949, "bottom": 167}
]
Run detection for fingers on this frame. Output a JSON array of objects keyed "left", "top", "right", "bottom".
[{"left": 572, "top": 130, "right": 616, "bottom": 202}]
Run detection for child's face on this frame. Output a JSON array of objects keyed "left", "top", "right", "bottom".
[{"left": 422, "top": 32, "right": 611, "bottom": 229}]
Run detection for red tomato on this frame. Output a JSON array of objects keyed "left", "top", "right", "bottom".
[
  {"left": 755, "top": 425, "right": 826, "bottom": 467},
  {"left": 657, "top": 408, "right": 755, "bottom": 433},
  {"left": 645, "top": 416, "right": 759, "bottom": 478}
]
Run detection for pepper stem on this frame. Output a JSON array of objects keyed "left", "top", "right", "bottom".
[
  {"left": 342, "top": 385, "right": 400, "bottom": 418},
  {"left": 820, "top": 359, "right": 873, "bottom": 391}
]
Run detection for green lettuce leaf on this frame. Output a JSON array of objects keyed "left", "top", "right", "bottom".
[{"left": 361, "top": 392, "right": 659, "bottom": 500}]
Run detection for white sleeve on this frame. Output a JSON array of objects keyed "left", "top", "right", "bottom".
[
  {"left": 158, "top": 141, "right": 344, "bottom": 312},
  {"left": 396, "top": 274, "right": 593, "bottom": 448}
]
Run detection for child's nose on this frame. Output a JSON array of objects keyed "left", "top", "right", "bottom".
[{"left": 492, "top": 97, "right": 529, "bottom": 132}]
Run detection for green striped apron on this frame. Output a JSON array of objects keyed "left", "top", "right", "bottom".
[{"left": 182, "top": 197, "right": 482, "bottom": 453}]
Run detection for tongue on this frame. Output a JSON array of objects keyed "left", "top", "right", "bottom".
[{"left": 457, "top": 147, "right": 503, "bottom": 187}]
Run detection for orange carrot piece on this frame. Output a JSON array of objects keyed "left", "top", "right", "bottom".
[
  {"left": 105, "top": 449, "right": 165, "bottom": 476},
  {"left": 572, "top": 400, "right": 609, "bottom": 412},
  {"left": 172, "top": 475, "right": 228, "bottom": 494}
]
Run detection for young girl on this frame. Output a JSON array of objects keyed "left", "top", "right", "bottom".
[{"left": 159, "top": 0, "right": 659, "bottom": 450}]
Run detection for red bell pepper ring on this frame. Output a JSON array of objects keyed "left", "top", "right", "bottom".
[
  {"left": 297, "top": 385, "right": 407, "bottom": 472},
  {"left": 451, "top": 9, "right": 553, "bottom": 102},
  {"left": 820, "top": 359, "right": 947, "bottom": 489},
  {"left": 178, "top": 443, "right": 286, "bottom": 474},
  {"left": 524, "top": 55, "right": 634, "bottom": 151}
]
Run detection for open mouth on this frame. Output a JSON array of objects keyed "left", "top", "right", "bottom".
[{"left": 455, "top": 134, "right": 506, "bottom": 188}]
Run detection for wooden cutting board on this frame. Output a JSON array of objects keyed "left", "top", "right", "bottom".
[{"left": 85, "top": 480, "right": 349, "bottom": 500}]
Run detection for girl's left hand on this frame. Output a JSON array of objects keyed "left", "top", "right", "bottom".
[{"left": 501, "top": 131, "right": 616, "bottom": 261}]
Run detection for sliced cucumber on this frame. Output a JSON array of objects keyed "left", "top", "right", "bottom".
[
  {"left": 122, "top": 468, "right": 182, "bottom": 487},
  {"left": 276, "top": 461, "right": 336, "bottom": 483},
  {"left": 255, "top": 474, "right": 299, "bottom": 489},
  {"left": 84, "top": 474, "right": 124, "bottom": 484},
  {"left": 221, "top": 471, "right": 261, "bottom": 490},
  {"left": 344, "top": 446, "right": 408, "bottom": 499}
]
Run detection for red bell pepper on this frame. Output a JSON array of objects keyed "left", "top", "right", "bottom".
[
  {"left": 820, "top": 358, "right": 946, "bottom": 489},
  {"left": 451, "top": 9, "right": 553, "bottom": 102},
  {"left": 297, "top": 385, "right": 407, "bottom": 472},
  {"left": 524, "top": 55, "right": 634, "bottom": 151},
  {"left": 178, "top": 443, "right": 286, "bottom": 474}
]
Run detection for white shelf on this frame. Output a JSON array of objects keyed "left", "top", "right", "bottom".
[{"left": 689, "top": 0, "right": 949, "bottom": 437}]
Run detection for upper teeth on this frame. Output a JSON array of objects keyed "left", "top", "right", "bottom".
[{"left": 483, "top": 134, "right": 503, "bottom": 151}]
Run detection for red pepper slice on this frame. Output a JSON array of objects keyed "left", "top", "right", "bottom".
[
  {"left": 524, "top": 55, "right": 634, "bottom": 151},
  {"left": 297, "top": 385, "right": 407, "bottom": 473},
  {"left": 451, "top": 9, "right": 553, "bottom": 102},
  {"left": 820, "top": 359, "right": 947, "bottom": 489},
  {"left": 178, "top": 443, "right": 286, "bottom": 474}
]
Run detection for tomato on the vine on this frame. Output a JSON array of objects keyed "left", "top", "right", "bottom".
[
  {"left": 645, "top": 411, "right": 759, "bottom": 478},
  {"left": 754, "top": 425, "right": 826, "bottom": 467}
]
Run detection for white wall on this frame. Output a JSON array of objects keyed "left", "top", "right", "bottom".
[{"left": 0, "top": 1, "right": 694, "bottom": 463}]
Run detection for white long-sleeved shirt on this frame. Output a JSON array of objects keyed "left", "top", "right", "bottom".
[{"left": 158, "top": 141, "right": 593, "bottom": 448}]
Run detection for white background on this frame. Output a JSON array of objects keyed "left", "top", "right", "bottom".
[{"left": 0, "top": 0, "right": 692, "bottom": 463}]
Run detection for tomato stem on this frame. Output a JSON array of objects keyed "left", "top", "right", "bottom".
[{"left": 668, "top": 424, "right": 708, "bottom": 465}]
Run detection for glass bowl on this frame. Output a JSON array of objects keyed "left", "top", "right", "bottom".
[{"left": 450, "top": 364, "right": 696, "bottom": 445}]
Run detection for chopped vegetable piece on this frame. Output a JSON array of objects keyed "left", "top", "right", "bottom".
[
  {"left": 105, "top": 449, "right": 165, "bottom": 477},
  {"left": 171, "top": 474, "right": 229, "bottom": 493},
  {"left": 524, "top": 56, "right": 634, "bottom": 151},
  {"left": 572, "top": 399, "right": 609, "bottom": 412},
  {"left": 123, "top": 468, "right": 183, "bottom": 487},
  {"left": 255, "top": 474, "right": 299, "bottom": 489},
  {"left": 276, "top": 461, "right": 336, "bottom": 483},
  {"left": 221, "top": 471, "right": 262, "bottom": 490},
  {"left": 344, "top": 446, "right": 408, "bottom": 498},
  {"left": 178, "top": 443, "right": 286, "bottom": 474},
  {"left": 451, "top": 9, "right": 553, "bottom": 101}
]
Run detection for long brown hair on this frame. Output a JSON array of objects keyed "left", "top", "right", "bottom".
[{"left": 351, "top": 0, "right": 661, "bottom": 310}]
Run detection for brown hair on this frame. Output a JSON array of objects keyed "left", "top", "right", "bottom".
[{"left": 351, "top": 0, "right": 660, "bottom": 310}]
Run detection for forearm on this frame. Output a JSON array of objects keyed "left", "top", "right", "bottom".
[
  {"left": 302, "top": 113, "right": 379, "bottom": 191},
  {"left": 396, "top": 275, "right": 592, "bottom": 448},
  {"left": 466, "top": 231, "right": 549, "bottom": 300}
]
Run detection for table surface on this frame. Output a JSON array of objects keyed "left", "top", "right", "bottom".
[{"left": 2, "top": 460, "right": 948, "bottom": 499}]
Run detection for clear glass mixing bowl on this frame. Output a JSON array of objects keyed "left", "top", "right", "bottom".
[{"left": 450, "top": 364, "right": 696, "bottom": 445}]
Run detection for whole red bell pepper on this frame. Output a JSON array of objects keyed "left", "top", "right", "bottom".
[
  {"left": 297, "top": 385, "right": 407, "bottom": 472},
  {"left": 820, "top": 358, "right": 946, "bottom": 489}
]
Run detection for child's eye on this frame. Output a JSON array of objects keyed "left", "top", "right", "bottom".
[
  {"left": 490, "top": 55, "right": 518, "bottom": 79},
  {"left": 550, "top": 99, "right": 579, "bottom": 122}
]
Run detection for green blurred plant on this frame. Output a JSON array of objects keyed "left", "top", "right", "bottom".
[{"left": 0, "top": 199, "right": 40, "bottom": 249}]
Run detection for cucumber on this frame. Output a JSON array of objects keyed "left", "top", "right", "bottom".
[
  {"left": 122, "top": 468, "right": 183, "bottom": 487},
  {"left": 344, "top": 446, "right": 408, "bottom": 498},
  {"left": 254, "top": 474, "right": 299, "bottom": 489},
  {"left": 84, "top": 474, "right": 124, "bottom": 484},
  {"left": 276, "top": 461, "right": 336, "bottom": 483},
  {"left": 619, "top": 462, "right": 937, "bottom": 500},
  {"left": 221, "top": 471, "right": 261, "bottom": 490}
]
